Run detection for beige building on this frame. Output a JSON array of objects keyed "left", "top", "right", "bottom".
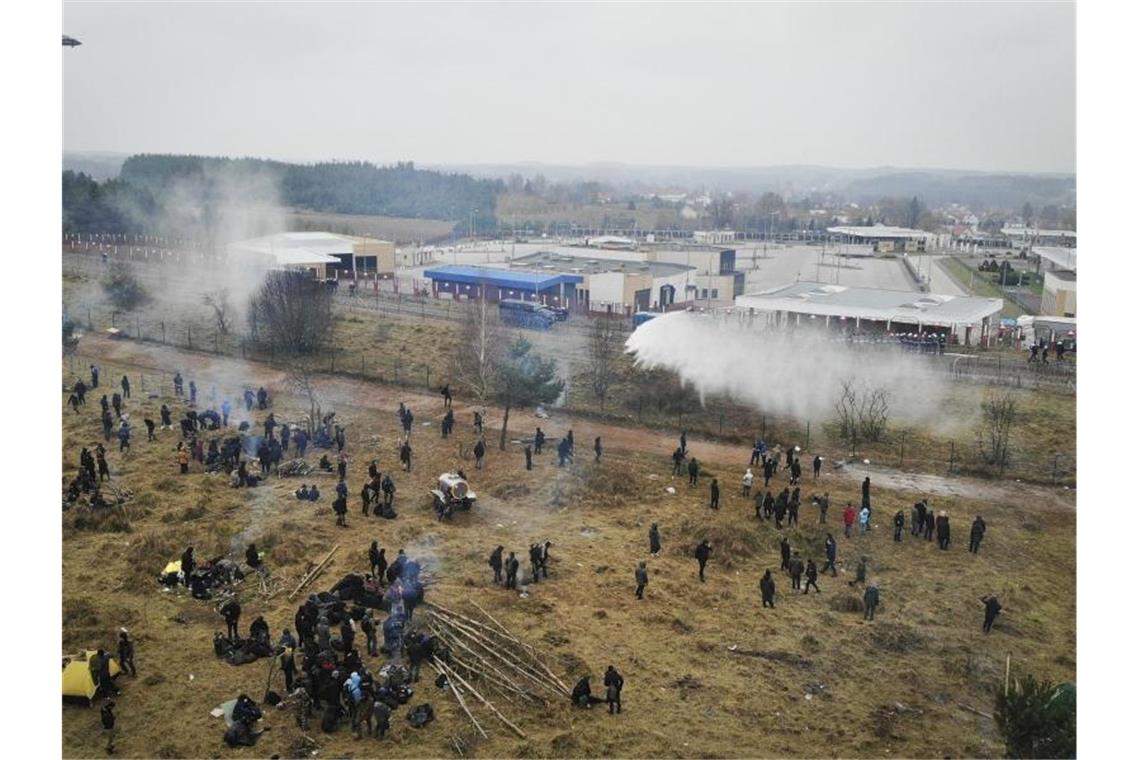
[
  {"left": 1041, "top": 270, "right": 1076, "bottom": 317},
  {"left": 227, "top": 232, "right": 396, "bottom": 278}
]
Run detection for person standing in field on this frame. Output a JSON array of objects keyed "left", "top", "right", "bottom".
[{"left": 635, "top": 561, "right": 649, "bottom": 600}]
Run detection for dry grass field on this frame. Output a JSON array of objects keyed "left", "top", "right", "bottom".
[{"left": 61, "top": 335, "right": 1074, "bottom": 758}]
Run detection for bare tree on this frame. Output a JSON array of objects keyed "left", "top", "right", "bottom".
[
  {"left": 286, "top": 359, "right": 323, "bottom": 437},
  {"left": 977, "top": 391, "right": 1017, "bottom": 474},
  {"left": 834, "top": 378, "right": 859, "bottom": 443},
  {"left": 202, "top": 288, "right": 233, "bottom": 335},
  {"left": 834, "top": 378, "right": 890, "bottom": 445},
  {"left": 857, "top": 386, "right": 891, "bottom": 442},
  {"left": 451, "top": 296, "right": 505, "bottom": 408},
  {"left": 587, "top": 317, "right": 624, "bottom": 411},
  {"left": 247, "top": 270, "right": 332, "bottom": 355}
]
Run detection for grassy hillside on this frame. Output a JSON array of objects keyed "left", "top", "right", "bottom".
[{"left": 61, "top": 341, "right": 1074, "bottom": 758}]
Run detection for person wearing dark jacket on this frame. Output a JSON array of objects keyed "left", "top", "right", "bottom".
[
  {"left": 788, "top": 553, "right": 804, "bottom": 590},
  {"left": 969, "top": 515, "right": 987, "bottom": 554},
  {"left": 180, "top": 546, "right": 195, "bottom": 587},
  {"left": 936, "top": 511, "right": 951, "bottom": 550},
  {"left": 529, "top": 544, "right": 543, "bottom": 584},
  {"left": 923, "top": 509, "right": 936, "bottom": 541},
  {"left": 571, "top": 675, "right": 603, "bottom": 707},
  {"left": 893, "top": 510, "right": 906, "bottom": 541},
  {"left": 862, "top": 476, "right": 871, "bottom": 509},
  {"left": 90, "top": 364, "right": 100, "bottom": 389},
  {"left": 604, "top": 665, "right": 624, "bottom": 714},
  {"left": 369, "top": 542, "right": 385, "bottom": 579},
  {"left": 803, "top": 560, "right": 820, "bottom": 594},
  {"left": 694, "top": 540, "right": 712, "bottom": 582},
  {"left": 709, "top": 478, "right": 720, "bottom": 509},
  {"left": 759, "top": 570, "right": 776, "bottom": 608},
  {"left": 812, "top": 455, "right": 822, "bottom": 480},
  {"left": 779, "top": 537, "right": 791, "bottom": 571},
  {"left": 489, "top": 546, "right": 504, "bottom": 584},
  {"left": 863, "top": 583, "right": 880, "bottom": 620},
  {"left": 635, "top": 561, "right": 649, "bottom": 599},
  {"left": 117, "top": 630, "right": 136, "bottom": 678},
  {"left": 120, "top": 375, "right": 131, "bottom": 399},
  {"left": 982, "top": 595, "right": 1003, "bottom": 633},
  {"left": 687, "top": 457, "right": 700, "bottom": 486},
  {"left": 594, "top": 436, "right": 603, "bottom": 463},
  {"left": 101, "top": 699, "right": 116, "bottom": 754},
  {"left": 245, "top": 543, "right": 262, "bottom": 571},
  {"left": 221, "top": 599, "right": 241, "bottom": 641},
  {"left": 534, "top": 427, "right": 545, "bottom": 454},
  {"left": 505, "top": 552, "right": 519, "bottom": 589},
  {"left": 823, "top": 534, "right": 838, "bottom": 576},
  {"left": 473, "top": 438, "right": 486, "bottom": 469},
  {"left": 671, "top": 447, "right": 684, "bottom": 476},
  {"left": 648, "top": 524, "right": 661, "bottom": 555},
  {"left": 912, "top": 500, "right": 928, "bottom": 536},
  {"left": 250, "top": 616, "right": 270, "bottom": 645},
  {"left": 399, "top": 441, "right": 412, "bottom": 472}
]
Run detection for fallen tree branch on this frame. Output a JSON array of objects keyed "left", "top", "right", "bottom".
[
  {"left": 288, "top": 545, "right": 339, "bottom": 600},
  {"left": 434, "top": 656, "right": 527, "bottom": 739}
]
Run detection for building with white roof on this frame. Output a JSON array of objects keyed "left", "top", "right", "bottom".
[
  {"left": 227, "top": 232, "right": 396, "bottom": 278},
  {"left": 734, "top": 282, "right": 1003, "bottom": 344}
]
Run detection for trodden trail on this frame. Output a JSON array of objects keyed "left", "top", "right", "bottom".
[{"left": 72, "top": 334, "right": 1075, "bottom": 513}]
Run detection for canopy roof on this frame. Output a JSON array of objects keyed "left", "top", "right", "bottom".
[{"left": 735, "top": 282, "right": 1003, "bottom": 327}]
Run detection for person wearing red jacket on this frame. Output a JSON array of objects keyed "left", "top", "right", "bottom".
[{"left": 843, "top": 503, "right": 856, "bottom": 538}]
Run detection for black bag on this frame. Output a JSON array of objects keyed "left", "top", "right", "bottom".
[{"left": 407, "top": 703, "right": 434, "bottom": 728}]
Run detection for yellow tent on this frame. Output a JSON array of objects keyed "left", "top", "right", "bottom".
[{"left": 62, "top": 651, "right": 121, "bottom": 702}]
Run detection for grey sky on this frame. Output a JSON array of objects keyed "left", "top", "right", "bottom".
[{"left": 63, "top": 1, "right": 1075, "bottom": 173}]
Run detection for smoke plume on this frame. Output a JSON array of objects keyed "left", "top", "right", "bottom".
[{"left": 624, "top": 311, "right": 962, "bottom": 429}]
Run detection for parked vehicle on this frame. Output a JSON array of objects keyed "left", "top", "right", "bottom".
[{"left": 499, "top": 299, "right": 557, "bottom": 330}]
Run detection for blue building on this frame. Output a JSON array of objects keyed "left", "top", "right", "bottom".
[{"left": 422, "top": 265, "right": 583, "bottom": 307}]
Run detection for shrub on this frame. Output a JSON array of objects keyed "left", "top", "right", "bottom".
[{"left": 994, "top": 675, "right": 1076, "bottom": 758}]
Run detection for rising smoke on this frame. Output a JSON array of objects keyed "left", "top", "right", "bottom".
[{"left": 624, "top": 311, "right": 965, "bottom": 431}]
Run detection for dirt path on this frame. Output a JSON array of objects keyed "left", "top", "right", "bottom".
[{"left": 73, "top": 335, "right": 1076, "bottom": 513}]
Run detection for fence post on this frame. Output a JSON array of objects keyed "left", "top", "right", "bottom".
[
  {"left": 719, "top": 409, "right": 724, "bottom": 434},
  {"left": 394, "top": 358, "right": 399, "bottom": 384},
  {"left": 136, "top": 316, "right": 141, "bottom": 339},
  {"left": 187, "top": 325, "right": 192, "bottom": 349},
  {"left": 898, "top": 438, "right": 904, "bottom": 467},
  {"left": 1052, "top": 454, "right": 1059, "bottom": 484},
  {"left": 949, "top": 442, "right": 955, "bottom": 474},
  {"left": 161, "top": 321, "right": 165, "bottom": 344},
  {"left": 806, "top": 421, "right": 811, "bottom": 450},
  {"left": 111, "top": 311, "right": 116, "bottom": 328}
]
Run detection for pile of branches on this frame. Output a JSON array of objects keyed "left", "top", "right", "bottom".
[
  {"left": 424, "top": 601, "right": 571, "bottom": 739},
  {"left": 278, "top": 459, "right": 315, "bottom": 477}
]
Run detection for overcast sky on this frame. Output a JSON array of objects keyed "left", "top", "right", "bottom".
[{"left": 62, "top": 1, "right": 1075, "bottom": 173}]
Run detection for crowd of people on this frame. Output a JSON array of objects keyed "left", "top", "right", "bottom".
[{"left": 65, "top": 358, "right": 1011, "bottom": 753}]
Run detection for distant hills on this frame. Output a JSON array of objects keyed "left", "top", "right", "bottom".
[
  {"left": 434, "top": 162, "right": 1075, "bottom": 209},
  {"left": 63, "top": 151, "right": 1075, "bottom": 212}
]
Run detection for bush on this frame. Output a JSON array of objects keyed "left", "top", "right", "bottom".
[
  {"left": 994, "top": 675, "right": 1076, "bottom": 758},
  {"left": 103, "top": 260, "right": 151, "bottom": 311}
]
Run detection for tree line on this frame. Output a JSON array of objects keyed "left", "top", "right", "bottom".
[{"left": 63, "top": 154, "right": 505, "bottom": 236}]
